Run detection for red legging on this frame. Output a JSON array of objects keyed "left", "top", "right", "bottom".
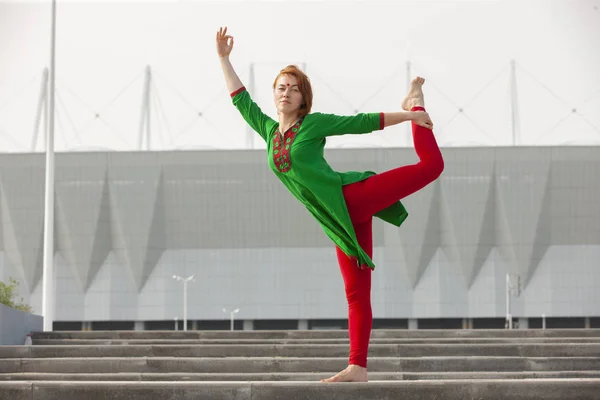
[{"left": 337, "top": 106, "right": 444, "bottom": 368}]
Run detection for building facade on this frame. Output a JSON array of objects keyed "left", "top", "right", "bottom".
[{"left": 0, "top": 147, "right": 598, "bottom": 330}]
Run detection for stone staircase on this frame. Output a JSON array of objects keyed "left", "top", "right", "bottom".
[{"left": 1, "top": 329, "right": 600, "bottom": 399}]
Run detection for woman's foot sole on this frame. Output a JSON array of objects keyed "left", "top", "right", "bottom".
[{"left": 402, "top": 76, "right": 426, "bottom": 111}]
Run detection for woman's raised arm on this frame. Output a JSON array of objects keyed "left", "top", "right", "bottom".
[
  {"left": 217, "top": 27, "right": 276, "bottom": 141},
  {"left": 216, "top": 27, "right": 244, "bottom": 94}
]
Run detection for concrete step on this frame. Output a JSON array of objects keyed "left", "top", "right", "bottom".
[
  {"left": 3, "top": 371, "right": 600, "bottom": 382},
  {"left": 11, "top": 330, "right": 600, "bottom": 399},
  {"left": 2, "top": 343, "right": 600, "bottom": 358},
  {"left": 31, "top": 329, "right": 600, "bottom": 340},
  {"left": 2, "top": 379, "right": 600, "bottom": 400},
  {"left": 1, "top": 356, "right": 599, "bottom": 374},
  {"left": 32, "top": 337, "right": 600, "bottom": 346}
]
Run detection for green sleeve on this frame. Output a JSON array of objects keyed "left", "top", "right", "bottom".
[
  {"left": 231, "top": 87, "right": 277, "bottom": 142},
  {"left": 305, "top": 112, "right": 384, "bottom": 138}
]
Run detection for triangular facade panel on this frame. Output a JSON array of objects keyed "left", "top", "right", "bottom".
[
  {"left": 55, "top": 162, "right": 111, "bottom": 291},
  {"left": 397, "top": 180, "right": 441, "bottom": 288},
  {"left": 440, "top": 152, "right": 495, "bottom": 287},
  {"left": 0, "top": 162, "right": 46, "bottom": 292},
  {"left": 495, "top": 149, "right": 552, "bottom": 283},
  {"left": 108, "top": 162, "right": 165, "bottom": 291},
  {"left": 468, "top": 248, "right": 508, "bottom": 317},
  {"left": 412, "top": 248, "right": 443, "bottom": 318}
]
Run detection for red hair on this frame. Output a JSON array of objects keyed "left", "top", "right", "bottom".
[{"left": 272, "top": 65, "right": 313, "bottom": 118}]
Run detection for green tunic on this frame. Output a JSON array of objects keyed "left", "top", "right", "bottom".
[{"left": 231, "top": 87, "right": 408, "bottom": 269}]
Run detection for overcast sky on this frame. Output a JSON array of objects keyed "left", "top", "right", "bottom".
[{"left": 0, "top": 0, "right": 598, "bottom": 152}]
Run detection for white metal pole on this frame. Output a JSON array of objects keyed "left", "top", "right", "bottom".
[
  {"left": 542, "top": 314, "right": 546, "bottom": 330},
  {"left": 32, "top": 69, "right": 49, "bottom": 151},
  {"left": 173, "top": 275, "right": 193, "bottom": 331},
  {"left": 146, "top": 67, "right": 151, "bottom": 150},
  {"left": 230, "top": 311, "right": 234, "bottom": 331},
  {"left": 183, "top": 280, "right": 188, "bottom": 331},
  {"left": 42, "top": 0, "right": 57, "bottom": 332},
  {"left": 138, "top": 66, "right": 150, "bottom": 150},
  {"left": 509, "top": 59, "right": 519, "bottom": 146},
  {"left": 44, "top": 72, "right": 49, "bottom": 151}
]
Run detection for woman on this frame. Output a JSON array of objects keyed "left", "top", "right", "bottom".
[{"left": 216, "top": 26, "right": 444, "bottom": 382}]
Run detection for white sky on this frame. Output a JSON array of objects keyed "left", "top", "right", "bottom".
[{"left": 0, "top": 0, "right": 599, "bottom": 152}]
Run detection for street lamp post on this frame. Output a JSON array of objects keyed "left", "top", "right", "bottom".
[
  {"left": 222, "top": 308, "right": 240, "bottom": 331},
  {"left": 505, "top": 273, "right": 521, "bottom": 330},
  {"left": 172, "top": 275, "right": 195, "bottom": 331}
]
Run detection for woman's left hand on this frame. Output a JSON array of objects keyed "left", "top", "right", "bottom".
[{"left": 412, "top": 111, "right": 434, "bottom": 129}]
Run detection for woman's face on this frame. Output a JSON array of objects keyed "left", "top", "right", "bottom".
[{"left": 273, "top": 74, "right": 304, "bottom": 116}]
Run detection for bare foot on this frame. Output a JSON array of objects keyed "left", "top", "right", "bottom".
[
  {"left": 402, "top": 76, "right": 425, "bottom": 111},
  {"left": 320, "top": 364, "right": 368, "bottom": 383}
]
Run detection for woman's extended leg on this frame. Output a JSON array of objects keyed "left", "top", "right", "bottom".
[
  {"left": 321, "top": 218, "right": 372, "bottom": 383},
  {"left": 343, "top": 79, "right": 444, "bottom": 223},
  {"left": 322, "top": 78, "right": 444, "bottom": 383}
]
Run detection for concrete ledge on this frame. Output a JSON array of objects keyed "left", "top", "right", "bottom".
[
  {"left": 31, "top": 329, "right": 600, "bottom": 341},
  {"left": 2, "top": 343, "right": 600, "bottom": 359},
  {"left": 31, "top": 337, "right": 600, "bottom": 346},
  {"left": 3, "top": 371, "right": 600, "bottom": 382},
  {"left": 2, "top": 379, "right": 600, "bottom": 400},
  {"left": 0, "top": 381, "right": 31, "bottom": 400},
  {"left": 1, "top": 356, "right": 599, "bottom": 374}
]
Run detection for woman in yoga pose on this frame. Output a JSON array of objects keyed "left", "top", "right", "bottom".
[{"left": 216, "top": 26, "right": 444, "bottom": 382}]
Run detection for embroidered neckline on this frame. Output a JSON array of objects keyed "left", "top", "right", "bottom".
[{"left": 273, "top": 118, "right": 303, "bottom": 173}]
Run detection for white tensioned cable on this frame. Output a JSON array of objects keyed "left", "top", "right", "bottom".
[
  {"left": 535, "top": 109, "right": 600, "bottom": 144},
  {"left": 53, "top": 96, "right": 69, "bottom": 149},
  {"left": 96, "top": 115, "right": 135, "bottom": 149},
  {"left": 518, "top": 62, "right": 600, "bottom": 141},
  {"left": 518, "top": 61, "right": 584, "bottom": 142},
  {"left": 53, "top": 88, "right": 74, "bottom": 148},
  {"left": 305, "top": 67, "right": 357, "bottom": 112},
  {"left": 409, "top": 61, "right": 462, "bottom": 109},
  {"left": 153, "top": 69, "right": 197, "bottom": 113},
  {"left": 301, "top": 64, "right": 397, "bottom": 147},
  {"left": 579, "top": 117, "right": 600, "bottom": 137},
  {"left": 0, "top": 71, "right": 42, "bottom": 113},
  {"left": 308, "top": 65, "right": 396, "bottom": 146},
  {"left": 412, "top": 61, "right": 507, "bottom": 117},
  {"left": 460, "top": 113, "right": 498, "bottom": 145},
  {"left": 0, "top": 125, "right": 27, "bottom": 151},
  {"left": 460, "top": 63, "right": 510, "bottom": 110},
  {"left": 132, "top": 68, "right": 188, "bottom": 147},
  {"left": 0, "top": 72, "right": 43, "bottom": 150},
  {"left": 515, "top": 61, "right": 572, "bottom": 108},
  {"left": 152, "top": 69, "right": 227, "bottom": 143},
  {"left": 578, "top": 88, "right": 600, "bottom": 109},
  {"left": 533, "top": 112, "right": 573, "bottom": 144},
  {"left": 69, "top": 69, "right": 146, "bottom": 141},
  {"left": 409, "top": 60, "right": 504, "bottom": 142},
  {"left": 354, "top": 63, "right": 406, "bottom": 112},
  {"left": 151, "top": 79, "right": 171, "bottom": 149},
  {"left": 57, "top": 79, "right": 134, "bottom": 149},
  {"left": 574, "top": 90, "right": 600, "bottom": 136}
]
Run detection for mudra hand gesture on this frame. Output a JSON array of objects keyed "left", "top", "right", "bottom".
[{"left": 216, "top": 26, "right": 234, "bottom": 58}]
